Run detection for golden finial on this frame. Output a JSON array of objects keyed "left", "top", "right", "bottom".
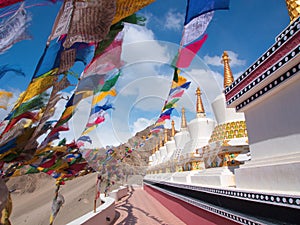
[
  {"left": 164, "top": 129, "right": 168, "bottom": 143},
  {"left": 196, "top": 87, "right": 205, "bottom": 117},
  {"left": 221, "top": 51, "right": 234, "bottom": 88},
  {"left": 181, "top": 107, "right": 187, "bottom": 128},
  {"left": 171, "top": 120, "right": 175, "bottom": 138},
  {"left": 286, "top": 0, "right": 300, "bottom": 23}
]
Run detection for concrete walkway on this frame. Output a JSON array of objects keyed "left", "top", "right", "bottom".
[{"left": 113, "top": 185, "right": 186, "bottom": 225}]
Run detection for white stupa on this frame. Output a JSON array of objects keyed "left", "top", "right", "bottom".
[
  {"left": 165, "top": 120, "right": 177, "bottom": 172},
  {"left": 181, "top": 87, "right": 215, "bottom": 159},
  {"left": 211, "top": 51, "right": 245, "bottom": 127},
  {"left": 158, "top": 129, "right": 168, "bottom": 164},
  {"left": 173, "top": 108, "right": 190, "bottom": 163}
]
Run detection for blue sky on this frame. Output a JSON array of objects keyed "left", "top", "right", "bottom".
[{"left": 0, "top": 0, "right": 290, "bottom": 147}]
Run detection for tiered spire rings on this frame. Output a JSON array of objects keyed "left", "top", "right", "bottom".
[
  {"left": 171, "top": 120, "right": 175, "bottom": 139},
  {"left": 181, "top": 107, "right": 187, "bottom": 128},
  {"left": 196, "top": 87, "right": 205, "bottom": 117},
  {"left": 285, "top": 0, "right": 300, "bottom": 23},
  {"left": 221, "top": 51, "right": 234, "bottom": 88}
]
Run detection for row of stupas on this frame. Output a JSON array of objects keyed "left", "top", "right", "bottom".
[
  {"left": 146, "top": 51, "right": 250, "bottom": 187},
  {"left": 144, "top": 4, "right": 299, "bottom": 224}
]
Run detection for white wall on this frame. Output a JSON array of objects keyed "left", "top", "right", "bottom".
[{"left": 245, "top": 76, "right": 300, "bottom": 160}]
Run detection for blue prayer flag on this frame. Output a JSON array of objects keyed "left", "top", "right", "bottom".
[{"left": 185, "top": 0, "right": 230, "bottom": 24}]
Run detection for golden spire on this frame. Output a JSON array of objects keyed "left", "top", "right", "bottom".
[
  {"left": 159, "top": 136, "right": 163, "bottom": 148},
  {"left": 181, "top": 107, "right": 187, "bottom": 128},
  {"left": 171, "top": 120, "right": 175, "bottom": 138},
  {"left": 221, "top": 51, "right": 234, "bottom": 88},
  {"left": 152, "top": 145, "right": 156, "bottom": 154},
  {"left": 196, "top": 87, "right": 205, "bottom": 117},
  {"left": 286, "top": 0, "right": 300, "bottom": 23},
  {"left": 164, "top": 129, "right": 168, "bottom": 143}
]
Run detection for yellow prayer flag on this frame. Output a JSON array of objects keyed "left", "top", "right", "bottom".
[
  {"left": 112, "top": 0, "right": 155, "bottom": 24},
  {"left": 92, "top": 89, "right": 117, "bottom": 105},
  {"left": 14, "top": 69, "right": 58, "bottom": 108},
  {"left": 171, "top": 75, "right": 187, "bottom": 88},
  {"left": 61, "top": 105, "right": 77, "bottom": 119},
  {"left": 82, "top": 125, "right": 97, "bottom": 135}
]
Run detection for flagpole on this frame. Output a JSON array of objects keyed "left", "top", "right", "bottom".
[
  {"left": 49, "top": 183, "right": 60, "bottom": 225},
  {"left": 94, "top": 172, "right": 101, "bottom": 213}
]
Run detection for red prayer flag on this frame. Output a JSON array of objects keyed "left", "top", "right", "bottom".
[
  {"left": 0, "top": 0, "right": 22, "bottom": 8},
  {"left": 176, "top": 34, "right": 208, "bottom": 68}
]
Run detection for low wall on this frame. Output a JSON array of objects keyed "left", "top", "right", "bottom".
[
  {"left": 109, "top": 185, "right": 128, "bottom": 201},
  {"left": 67, "top": 186, "right": 128, "bottom": 225},
  {"left": 67, "top": 194, "right": 115, "bottom": 225}
]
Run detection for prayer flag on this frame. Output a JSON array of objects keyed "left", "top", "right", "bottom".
[
  {"left": 97, "top": 72, "right": 120, "bottom": 93},
  {"left": 170, "top": 89, "right": 185, "bottom": 99},
  {"left": 160, "top": 108, "right": 174, "bottom": 117},
  {"left": 90, "top": 102, "right": 114, "bottom": 115},
  {"left": 176, "top": 34, "right": 208, "bottom": 68},
  {"left": 14, "top": 70, "right": 56, "bottom": 108},
  {"left": 86, "top": 115, "right": 105, "bottom": 127},
  {"left": 159, "top": 114, "right": 171, "bottom": 121},
  {"left": 112, "top": 0, "right": 155, "bottom": 24},
  {"left": 151, "top": 125, "right": 164, "bottom": 133},
  {"left": 83, "top": 32, "right": 124, "bottom": 78},
  {"left": 0, "top": 3, "right": 31, "bottom": 54},
  {"left": 92, "top": 89, "right": 116, "bottom": 106},
  {"left": 8, "top": 92, "right": 48, "bottom": 120},
  {"left": 163, "top": 98, "right": 179, "bottom": 110},
  {"left": 51, "top": 0, "right": 116, "bottom": 48},
  {"left": 33, "top": 37, "right": 95, "bottom": 79},
  {"left": 171, "top": 75, "right": 186, "bottom": 88},
  {"left": 50, "top": 193, "right": 64, "bottom": 225},
  {"left": 185, "top": 0, "right": 229, "bottom": 24},
  {"left": 182, "top": 11, "right": 214, "bottom": 45},
  {"left": 0, "top": 0, "right": 23, "bottom": 8},
  {"left": 77, "top": 136, "right": 92, "bottom": 144},
  {"left": 82, "top": 125, "right": 97, "bottom": 135}
]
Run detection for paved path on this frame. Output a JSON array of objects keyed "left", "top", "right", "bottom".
[{"left": 113, "top": 185, "right": 186, "bottom": 225}]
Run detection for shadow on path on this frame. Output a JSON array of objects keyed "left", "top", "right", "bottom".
[{"left": 113, "top": 185, "right": 170, "bottom": 225}]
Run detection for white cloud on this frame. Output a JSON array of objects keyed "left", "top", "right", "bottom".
[
  {"left": 203, "top": 51, "right": 246, "bottom": 67},
  {"left": 122, "top": 24, "right": 175, "bottom": 65},
  {"left": 164, "top": 9, "right": 184, "bottom": 31},
  {"left": 131, "top": 117, "right": 155, "bottom": 135}
]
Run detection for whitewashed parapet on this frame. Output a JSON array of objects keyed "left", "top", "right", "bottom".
[
  {"left": 67, "top": 194, "right": 115, "bottom": 225},
  {"left": 109, "top": 185, "right": 128, "bottom": 202}
]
